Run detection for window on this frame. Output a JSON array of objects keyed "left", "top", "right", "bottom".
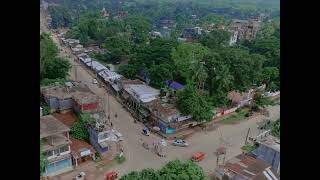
[
  {"left": 46, "top": 150, "right": 53, "bottom": 157},
  {"left": 59, "top": 145, "right": 69, "bottom": 153},
  {"left": 53, "top": 149, "right": 59, "bottom": 155}
]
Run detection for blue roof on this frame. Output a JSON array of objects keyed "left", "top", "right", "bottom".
[{"left": 165, "top": 80, "right": 185, "bottom": 90}]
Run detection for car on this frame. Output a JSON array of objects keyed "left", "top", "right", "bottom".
[
  {"left": 172, "top": 139, "right": 189, "bottom": 147},
  {"left": 92, "top": 78, "right": 98, "bottom": 84}
]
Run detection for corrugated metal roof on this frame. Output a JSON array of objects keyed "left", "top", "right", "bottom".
[{"left": 165, "top": 80, "right": 185, "bottom": 90}]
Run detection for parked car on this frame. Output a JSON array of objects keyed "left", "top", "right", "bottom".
[
  {"left": 172, "top": 139, "right": 189, "bottom": 147},
  {"left": 92, "top": 78, "right": 98, "bottom": 84},
  {"left": 115, "top": 132, "right": 124, "bottom": 141}
]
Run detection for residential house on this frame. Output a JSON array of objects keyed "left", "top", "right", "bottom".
[
  {"left": 72, "top": 91, "right": 100, "bottom": 114},
  {"left": 98, "top": 69, "right": 122, "bottom": 94},
  {"left": 122, "top": 82, "right": 160, "bottom": 122},
  {"left": 251, "top": 135, "right": 280, "bottom": 174},
  {"left": 40, "top": 115, "right": 73, "bottom": 177},
  {"left": 215, "top": 153, "right": 280, "bottom": 180},
  {"left": 101, "top": 7, "right": 110, "bottom": 19},
  {"left": 181, "top": 27, "right": 202, "bottom": 40},
  {"left": 70, "top": 137, "right": 96, "bottom": 167},
  {"left": 146, "top": 99, "right": 194, "bottom": 134},
  {"left": 150, "top": 31, "right": 162, "bottom": 39},
  {"left": 87, "top": 112, "right": 123, "bottom": 153},
  {"left": 41, "top": 82, "right": 100, "bottom": 113},
  {"left": 228, "top": 19, "right": 261, "bottom": 42}
]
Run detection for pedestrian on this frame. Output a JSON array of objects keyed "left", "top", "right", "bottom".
[
  {"left": 110, "top": 122, "right": 113, "bottom": 127},
  {"left": 115, "top": 113, "right": 118, "bottom": 119}
]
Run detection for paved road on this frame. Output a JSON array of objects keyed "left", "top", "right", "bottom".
[{"left": 50, "top": 32, "right": 280, "bottom": 180}]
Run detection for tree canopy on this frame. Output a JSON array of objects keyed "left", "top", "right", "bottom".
[
  {"left": 40, "top": 33, "right": 70, "bottom": 85},
  {"left": 120, "top": 159, "right": 208, "bottom": 180}
]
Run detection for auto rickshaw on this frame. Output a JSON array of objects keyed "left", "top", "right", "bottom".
[
  {"left": 191, "top": 152, "right": 205, "bottom": 162},
  {"left": 106, "top": 171, "right": 118, "bottom": 180}
]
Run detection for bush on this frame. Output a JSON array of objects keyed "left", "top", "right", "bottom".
[
  {"left": 94, "top": 152, "right": 102, "bottom": 162},
  {"left": 117, "top": 154, "right": 126, "bottom": 164}
]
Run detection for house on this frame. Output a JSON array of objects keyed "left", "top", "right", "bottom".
[
  {"left": 98, "top": 69, "right": 122, "bottom": 94},
  {"left": 72, "top": 91, "right": 100, "bottom": 114},
  {"left": 121, "top": 82, "right": 160, "bottom": 121},
  {"left": 215, "top": 153, "right": 280, "bottom": 180},
  {"left": 41, "top": 82, "right": 100, "bottom": 113},
  {"left": 146, "top": 99, "right": 194, "bottom": 134},
  {"left": 86, "top": 112, "right": 123, "bottom": 153},
  {"left": 228, "top": 19, "right": 261, "bottom": 42},
  {"left": 181, "top": 27, "right": 202, "bottom": 40},
  {"left": 86, "top": 60, "right": 107, "bottom": 73},
  {"left": 164, "top": 80, "right": 185, "bottom": 93},
  {"left": 70, "top": 137, "right": 96, "bottom": 167},
  {"left": 251, "top": 135, "right": 280, "bottom": 174},
  {"left": 228, "top": 30, "right": 238, "bottom": 46},
  {"left": 40, "top": 115, "right": 73, "bottom": 177},
  {"left": 150, "top": 31, "right": 162, "bottom": 39}
]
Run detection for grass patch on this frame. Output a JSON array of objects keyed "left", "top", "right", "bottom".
[
  {"left": 241, "top": 144, "right": 257, "bottom": 153},
  {"left": 220, "top": 109, "right": 249, "bottom": 124}
]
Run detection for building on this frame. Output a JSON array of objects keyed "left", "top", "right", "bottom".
[
  {"left": 146, "top": 99, "right": 194, "bottom": 134},
  {"left": 164, "top": 80, "right": 185, "bottom": 93},
  {"left": 41, "top": 82, "right": 100, "bottom": 113},
  {"left": 252, "top": 135, "right": 280, "bottom": 174},
  {"left": 70, "top": 137, "right": 96, "bottom": 167},
  {"left": 98, "top": 69, "right": 122, "bottom": 94},
  {"left": 72, "top": 91, "right": 100, "bottom": 114},
  {"left": 181, "top": 27, "right": 202, "bottom": 40},
  {"left": 228, "top": 30, "right": 238, "bottom": 46},
  {"left": 40, "top": 115, "right": 73, "bottom": 177},
  {"left": 228, "top": 19, "right": 261, "bottom": 42},
  {"left": 86, "top": 112, "right": 123, "bottom": 154},
  {"left": 215, "top": 153, "right": 280, "bottom": 180}
]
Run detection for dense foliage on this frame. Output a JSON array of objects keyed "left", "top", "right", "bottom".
[
  {"left": 70, "top": 113, "right": 95, "bottom": 142},
  {"left": 40, "top": 33, "right": 70, "bottom": 85},
  {"left": 177, "top": 83, "right": 213, "bottom": 122},
  {"left": 120, "top": 159, "right": 208, "bottom": 180},
  {"left": 48, "top": 6, "right": 73, "bottom": 29},
  {"left": 40, "top": 141, "right": 47, "bottom": 174},
  {"left": 271, "top": 119, "right": 280, "bottom": 138}
]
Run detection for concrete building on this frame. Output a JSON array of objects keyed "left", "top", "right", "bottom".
[
  {"left": 146, "top": 99, "right": 194, "bottom": 134},
  {"left": 70, "top": 137, "right": 96, "bottom": 167},
  {"left": 41, "top": 82, "right": 100, "bottom": 113},
  {"left": 215, "top": 153, "right": 280, "bottom": 180},
  {"left": 228, "top": 19, "right": 261, "bottom": 42},
  {"left": 40, "top": 115, "right": 73, "bottom": 177},
  {"left": 252, "top": 135, "right": 280, "bottom": 174}
]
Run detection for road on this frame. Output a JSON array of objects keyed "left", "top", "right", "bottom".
[{"left": 49, "top": 32, "right": 280, "bottom": 180}]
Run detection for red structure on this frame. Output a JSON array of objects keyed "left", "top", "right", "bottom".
[{"left": 106, "top": 171, "right": 118, "bottom": 180}]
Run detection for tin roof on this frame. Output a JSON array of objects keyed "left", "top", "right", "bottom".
[
  {"left": 224, "top": 154, "right": 279, "bottom": 180},
  {"left": 164, "top": 80, "right": 185, "bottom": 90},
  {"left": 125, "top": 84, "right": 160, "bottom": 103},
  {"left": 40, "top": 115, "right": 70, "bottom": 138}
]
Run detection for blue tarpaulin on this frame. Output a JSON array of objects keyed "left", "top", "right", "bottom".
[{"left": 164, "top": 80, "right": 184, "bottom": 91}]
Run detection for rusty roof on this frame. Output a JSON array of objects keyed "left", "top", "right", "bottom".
[
  {"left": 224, "top": 154, "right": 279, "bottom": 180},
  {"left": 70, "top": 137, "right": 96, "bottom": 159},
  {"left": 148, "top": 99, "right": 179, "bottom": 118},
  {"left": 40, "top": 115, "right": 70, "bottom": 138}
]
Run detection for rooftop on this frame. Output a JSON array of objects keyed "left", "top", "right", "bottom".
[
  {"left": 72, "top": 91, "right": 99, "bottom": 105},
  {"left": 256, "top": 135, "right": 280, "bottom": 152},
  {"left": 224, "top": 154, "right": 279, "bottom": 180},
  {"left": 164, "top": 80, "right": 185, "bottom": 91},
  {"left": 98, "top": 69, "right": 122, "bottom": 82},
  {"left": 147, "top": 99, "right": 179, "bottom": 119},
  {"left": 53, "top": 111, "right": 79, "bottom": 128},
  {"left": 70, "top": 137, "right": 96, "bottom": 159},
  {"left": 40, "top": 115, "right": 70, "bottom": 138},
  {"left": 125, "top": 84, "right": 160, "bottom": 103}
]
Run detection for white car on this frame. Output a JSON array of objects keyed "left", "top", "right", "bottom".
[
  {"left": 172, "top": 139, "right": 189, "bottom": 147},
  {"left": 92, "top": 78, "right": 98, "bottom": 84}
]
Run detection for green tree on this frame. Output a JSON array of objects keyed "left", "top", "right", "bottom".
[
  {"left": 271, "top": 119, "right": 280, "bottom": 138},
  {"left": 260, "top": 67, "right": 279, "bottom": 91},
  {"left": 171, "top": 43, "right": 209, "bottom": 83},
  {"left": 118, "top": 64, "right": 138, "bottom": 79},
  {"left": 124, "top": 15, "right": 152, "bottom": 44},
  {"left": 42, "top": 57, "right": 71, "bottom": 80},
  {"left": 177, "top": 83, "right": 213, "bottom": 122},
  {"left": 70, "top": 113, "right": 94, "bottom": 142},
  {"left": 40, "top": 141, "right": 47, "bottom": 174},
  {"left": 149, "top": 64, "right": 174, "bottom": 88},
  {"left": 200, "top": 29, "right": 231, "bottom": 49}
]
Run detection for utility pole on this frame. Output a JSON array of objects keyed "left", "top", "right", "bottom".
[{"left": 245, "top": 128, "right": 250, "bottom": 145}]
